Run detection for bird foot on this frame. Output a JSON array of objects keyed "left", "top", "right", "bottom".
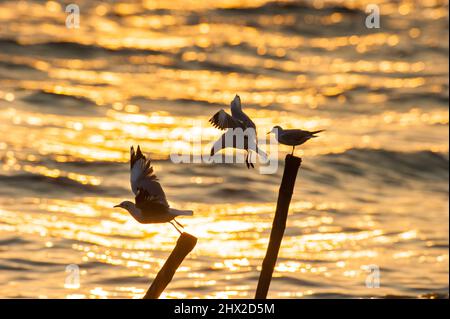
[
  {"left": 245, "top": 152, "right": 255, "bottom": 169},
  {"left": 245, "top": 159, "right": 254, "bottom": 169}
]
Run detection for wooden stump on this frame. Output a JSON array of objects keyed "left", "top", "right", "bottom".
[
  {"left": 143, "top": 232, "right": 197, "bottom": 299},
  {"left": 255, "top": 154, "right": 302, "bottom": 299}
]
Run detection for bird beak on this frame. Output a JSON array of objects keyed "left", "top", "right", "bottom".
[
  {"left": 266, "top": 131, "right": 271, "bottom": 135},
  {"left": 113, "top": 204, "right": 121, "bottom": 208}
]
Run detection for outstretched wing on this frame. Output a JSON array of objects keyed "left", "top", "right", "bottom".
[
  {"left": 237, "top": 111, "right": 256, "bottom": 131},
  {"left": 130, "top": 146, "right": 170, "bottom": 206},
  {"left": 135, "top": 187, "right": 169, "bottom": 213},
  {"left": 230, "top": 94, "right": 241, "bottom": 116},
  {"left": 230, "top": 95, "right": 256, "bottom": 131},
  {"left": 130, "top": 145, "right": 156, "bottom": 193},
  {"left": 209, "top": 109, "right": 244, "bottom": 130}
]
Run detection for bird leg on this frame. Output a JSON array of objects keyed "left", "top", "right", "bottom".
[
  {"left": 169, "top": 221, "right": 182, "bottom": 234},
  {"left": 245, "top": 151, "right": 250, "bottom": 169},
  {"left": 245, "top": 151, "right": 254, "bottom": 169},
  {"left": 291, "top": 146, "right": 295, "bottom": 155},
  {"left": 248, "top": 151, "right": 255, "bottom": 168},
  {"left": 173, "top": 218, "right": 185, "bottom": 229}
]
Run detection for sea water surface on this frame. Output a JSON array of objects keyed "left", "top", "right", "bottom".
[{"left": 0, "top": 0, "right": 448, "bottom": 298}]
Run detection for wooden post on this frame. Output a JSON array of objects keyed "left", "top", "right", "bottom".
[
  {"left": 255, "top": 154, "right": 302, "bottom": 299},
  {"left": 143, "top": 232, "right": 197, "bottom": 299}
]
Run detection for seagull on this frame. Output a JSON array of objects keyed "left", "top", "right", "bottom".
[
  {"left": 209, "top": 95, "right": 265, "bottom": 168},
  {"left": 113, "top": 146, "right": 193, "bottom": 234},
  {"left": 267, "top": 126, "right": 324, "bottom": 155}
]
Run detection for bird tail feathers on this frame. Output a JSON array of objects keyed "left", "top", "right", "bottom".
[
  {"left": 311, "top": 129, "right": 325, "bottom": 135},
  {"left": 169, "top": 208, "right": 194, "bottom": 216}
]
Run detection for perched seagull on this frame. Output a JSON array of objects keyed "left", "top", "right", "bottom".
[
  {"left": 268, "top": 126, "right": 324, "bottom": 155},
  {"left": 209, "top": 95, "right": 265, "bottom": 168},
  {"left": 114, "top": 146, "right": 193, "bottom": 234}
]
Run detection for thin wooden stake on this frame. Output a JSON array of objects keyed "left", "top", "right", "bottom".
[
  {"left": 255, "top": 154, "right": 302, "bottom": 299},
  {"left": 143, "top": 232, "right": 197, "bottom": 299}
]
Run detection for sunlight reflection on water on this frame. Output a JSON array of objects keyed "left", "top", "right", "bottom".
[{"left": 0, "top": 0, "right": 448, "bottom": 299}]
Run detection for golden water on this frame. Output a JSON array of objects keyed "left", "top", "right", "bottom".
[{"left": 0, "top": 0, "right": 448, "bottom": 298}]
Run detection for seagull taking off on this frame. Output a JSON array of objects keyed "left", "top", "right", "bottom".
[
  {"left": 114, "top": 146, "right": 193, "bottom": 234},
  {"left": 268, "top": 126, "right": 324, "bottom": 155},
  {"left": 209, "top": 95, "right": 265, "bottom": 168}
]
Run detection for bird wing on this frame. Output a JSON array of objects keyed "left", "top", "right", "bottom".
[
  {"left": 293, "top": 129, "right": 323, "bottom": 137},
  {"left": 230, "top": 94, "right": 241, "bottom": 115},
  {"left": 283, "top": 129, "right": 315, "bottom": 143},
  {"left": 136, "top": 177, "right": 169, "bottom": 207},
  {"left": 135, "top": 187, "right": 169, "bottom": 213},
  {"left": 209, "top": 109, "right": 243, "bottom": 130},
  {"left": 230, "top": 95, "right": 256, "bottom": 130},
  {"left": 210, "top": 131, "right": 227, "bottom": 156},
  {"left": 130, "top": 145, "right": 156, "bottom": 194},
  {"left": 234, "top": 110, "right": 256, "bottom": 131},
  {"left": 129, "top": 146, "right": 167, "bottom": 206}
]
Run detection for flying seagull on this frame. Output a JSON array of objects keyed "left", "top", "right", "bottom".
[
  {"left": 114, "top": 146, "right": 193, "bottom": 234},
  {"left": 209, "top": 95, "right": 265, "bottom": 168},
  {"left": 267, "top": 126, "right": 324, "bottom": 155}
]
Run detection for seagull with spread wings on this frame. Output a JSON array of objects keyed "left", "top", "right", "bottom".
[
  {"left": 209, "top": 95, "right": 266, "bottom": 168},
  {"left": 114, "top": 146, "right": 193, "bottom": 234}
]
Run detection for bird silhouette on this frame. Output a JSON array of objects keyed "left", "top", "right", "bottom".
[
  {"left": 209, "top": 95, "right": 265, "bottom": 168},
  {"left": 114, "top": 146, "right": 193, "bottom": 233},
  {"left": 267, "top": 126, "right": 324, "bottom": 155}
]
